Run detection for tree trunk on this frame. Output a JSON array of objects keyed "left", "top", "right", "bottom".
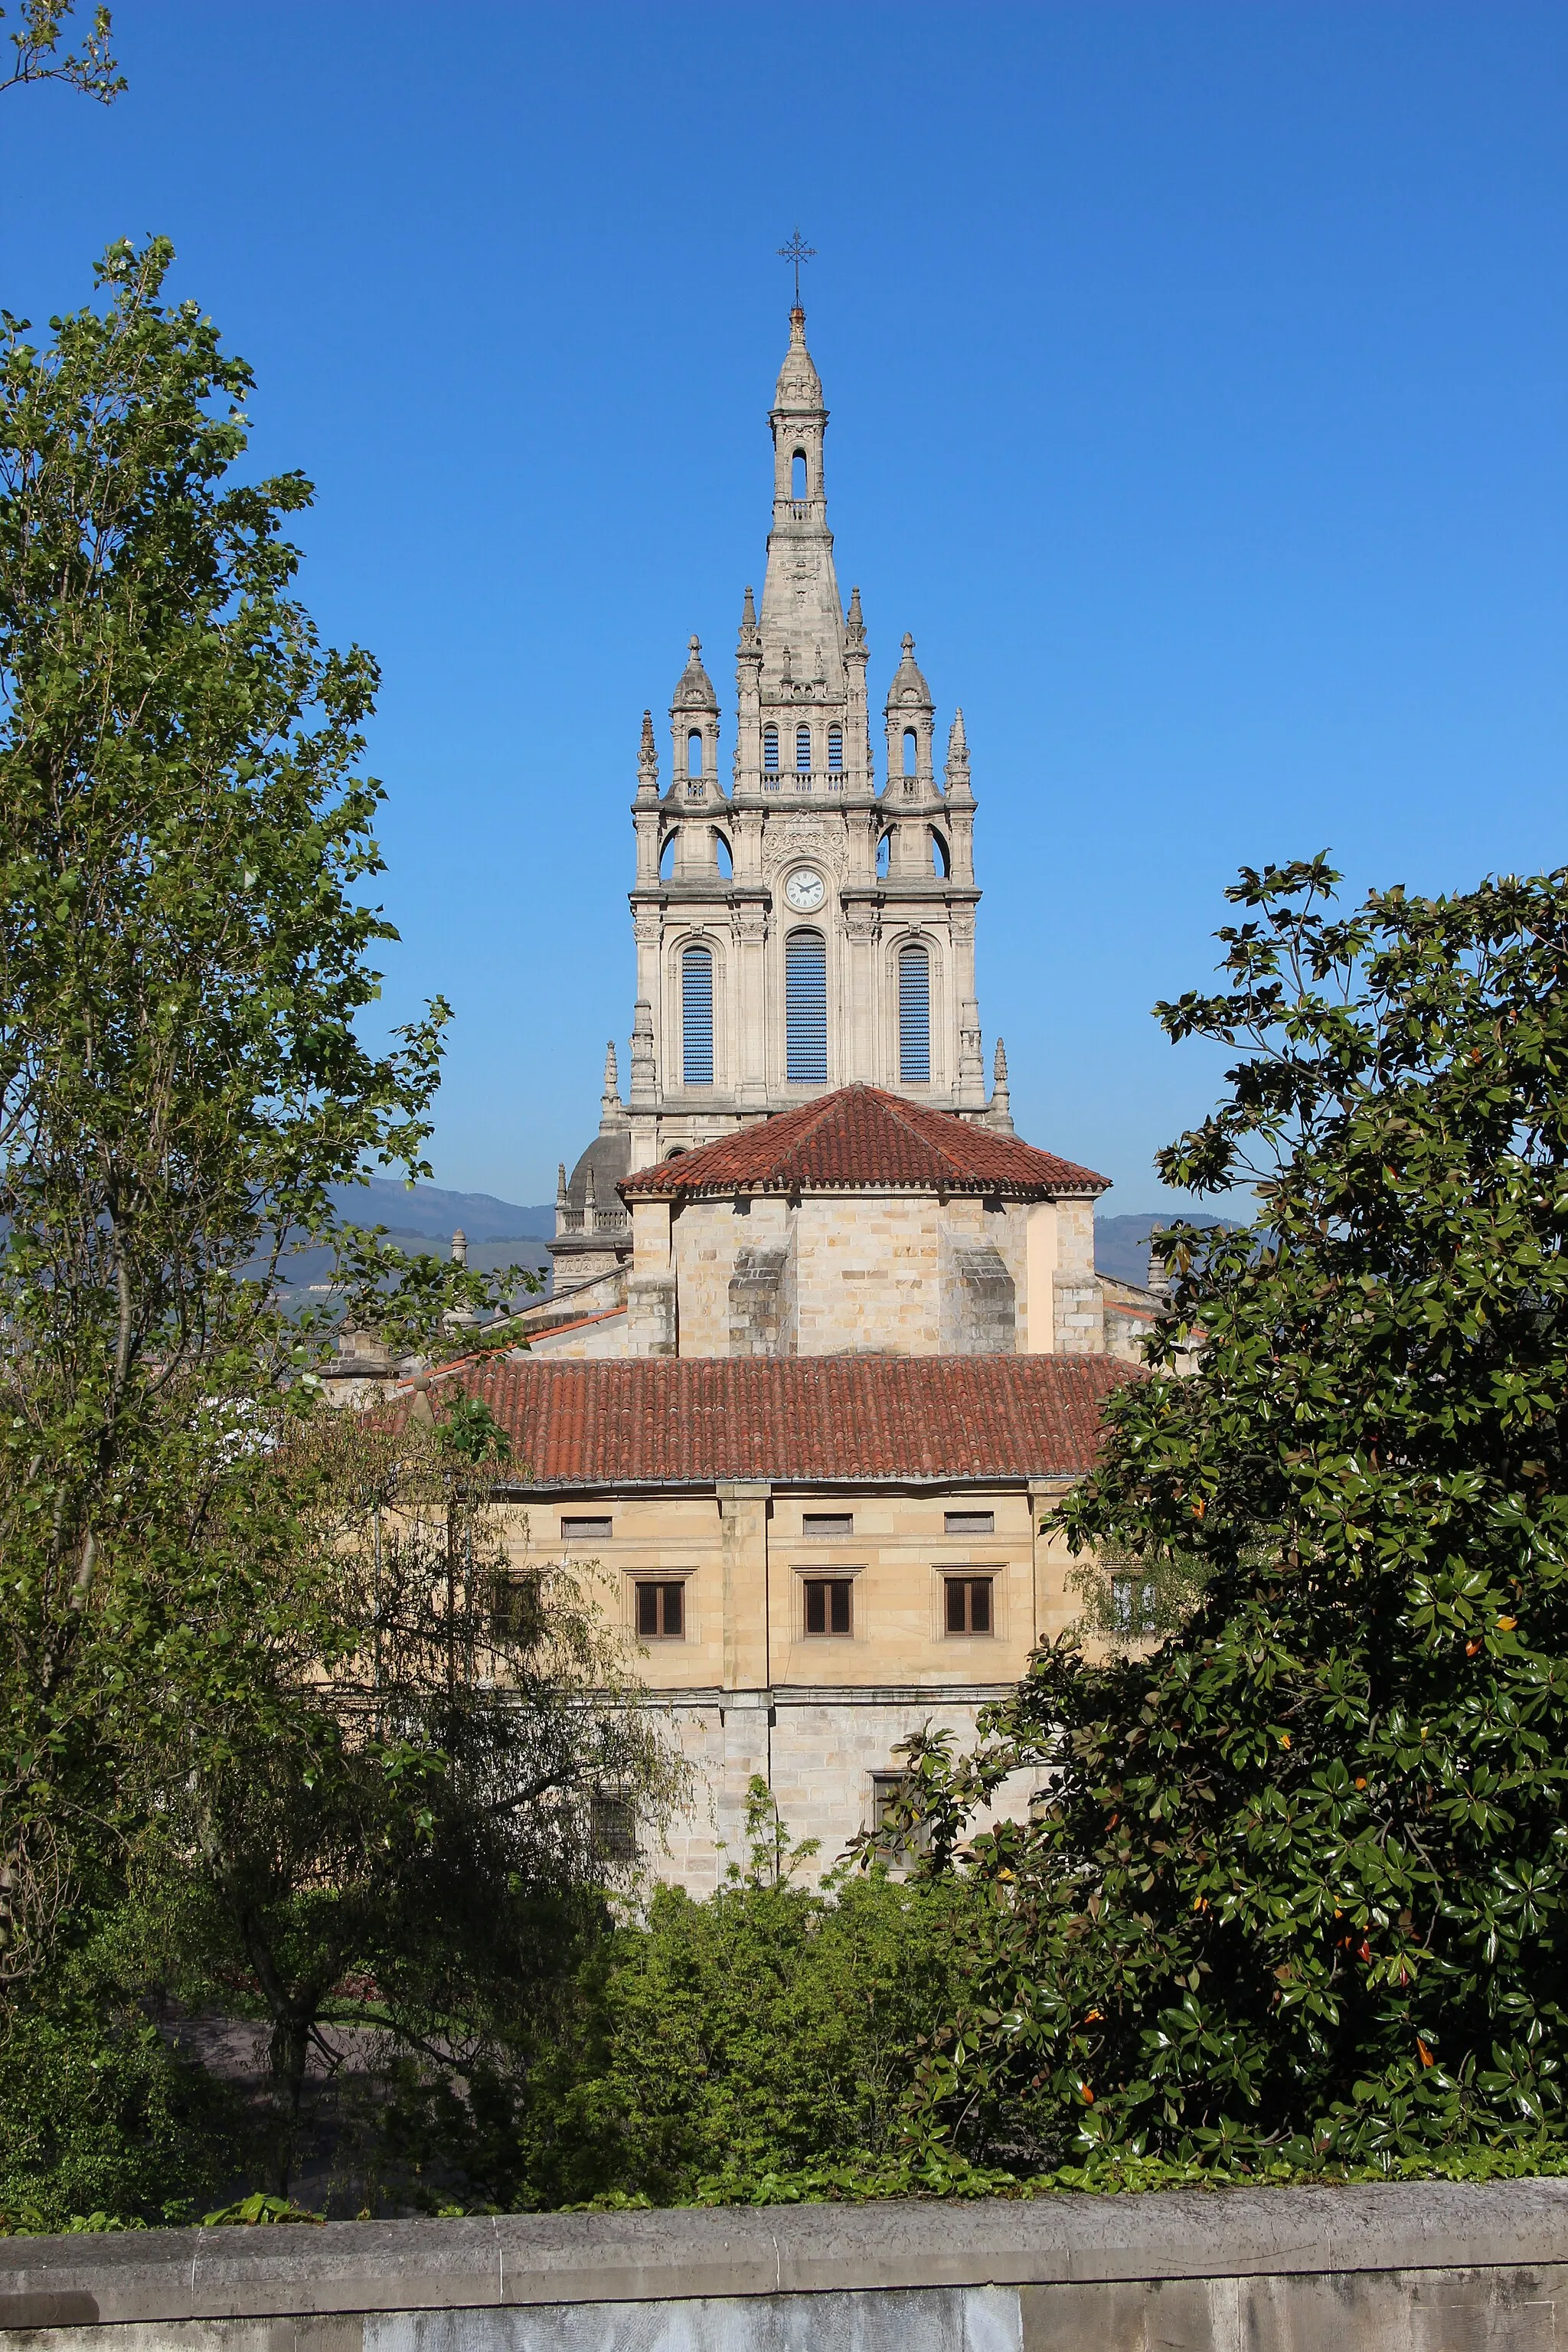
[{"left": 267, "top": 2004, "right": 315, "bottom": 2199}]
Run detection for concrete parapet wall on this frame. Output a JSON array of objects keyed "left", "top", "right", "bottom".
[{"left": 5, "top": 2178, "right": 1568, "bottom": 2347}]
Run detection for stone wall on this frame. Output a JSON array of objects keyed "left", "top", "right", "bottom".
[{"left": 9, "top": 2177, "right": 1568, "bottom": 2347}]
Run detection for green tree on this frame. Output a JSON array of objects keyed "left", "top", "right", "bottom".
[
  {"left": 893, "top": 859, "right": 1568, "bottom": 2172},
  {"left": 0, "top": 2, "right": 122, "bottom": 104},
  {"left": 0, "top": 237, "right": 523, "bottom": 1988}
]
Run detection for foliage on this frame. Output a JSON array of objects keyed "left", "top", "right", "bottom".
[
  {"left": 379, "top": 1781, "right": 979, "bottom": 2211},
  {"left": 0, "top": 1912, "right": 238, "bottom": 2231},
  {"left": 884, "top": 859, "right": 1568, "bottom": 2174},
  {"left": 0, "top": 1, "right": 122, "bottom": 103},
  {"left": 1063, "top": 1544, "right": 1209, "bottom": 1645},
  {"left": 201, "top": 2192, "right": 324, "bottom": 2226}
]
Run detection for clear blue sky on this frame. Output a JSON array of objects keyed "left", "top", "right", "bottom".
[{"left": 5, "top": 2, "right": 1564, "bottom": 1211}]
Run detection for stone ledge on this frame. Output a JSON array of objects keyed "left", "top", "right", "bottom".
[{"left": 3, "top": 2181, "right": 1568, "bottom": 2327}]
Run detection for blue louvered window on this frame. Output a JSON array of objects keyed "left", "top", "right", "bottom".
[
  {"left": 795, "top": 724, "right": 812, "bottom": 773},
  {"left": 899, "top": 943, "right": 930, "bottom": 1083},
  {"left": 682, "top": 945, "right": 714, "bottom": 1086},
  {"left": 763, "top": 724, "right": 779, "bottom": 772},
  {"left": 828, "top": 725, "right": 843, "bottom": 769},
  {"left": 786, "top": 930, "right": 827, "bottom": 1085}
]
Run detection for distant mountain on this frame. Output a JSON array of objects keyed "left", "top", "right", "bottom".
[
  {"left": 1095, "top": 1211, "right": 1235, "bottom": 1288},
  {"left": 327, "top": 1177, "right": 556, "bottom": 1244}
]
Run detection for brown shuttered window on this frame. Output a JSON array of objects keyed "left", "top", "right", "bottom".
[
  {"left": 944, "top": 1576, "right": 993, "bottom": 1635},
  {"left": 635, "top": 1580, "right": 685, "bottom": 1639},
  {"left": 804, "top": 1577, "right": 853, "bottom": 1636}
]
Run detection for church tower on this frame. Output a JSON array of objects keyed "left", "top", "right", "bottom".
[{"left": 551, "top": 305, "right": 1002, "bottom": 1292}]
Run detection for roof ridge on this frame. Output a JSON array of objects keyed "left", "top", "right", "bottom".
[{"left": 861, "top": 1084, "right": 970, "bottom": 1178}]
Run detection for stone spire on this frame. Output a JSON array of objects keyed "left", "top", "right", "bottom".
[
  {"left": 599, "top": 1039, "right": 623, "bottom": 1132},
  {"left": 988, "top": 1037, "right": 1014, "bottom": 1134},
  {"left": 844, "top": 584, "right": 865, "bottom": 647},
  {"left": 450, "top": 1228, "right": 468, "bottom": 1266},
  {"left": 774, "top": 305, "right": 824, "bottom": 413},
  {"left": 636, "top": 707, "right": 658, "bottom": 801},
  {"left": 740, "top": 583, "right": 759, "bottom": 648},
  {"left": 554, "top": 1161, "right": 568, "bottom": 1236},
  {"left": 945, "top": 706, "right": 973, "bottom": 808}
]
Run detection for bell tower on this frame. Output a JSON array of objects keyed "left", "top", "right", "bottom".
[{"left": 551, "top": 300, "right": 1003, "bottom": 1298}]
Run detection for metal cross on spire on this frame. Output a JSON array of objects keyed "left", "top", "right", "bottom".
[{"left": 777, "top": 229, "right": 816, "bottom": 306}]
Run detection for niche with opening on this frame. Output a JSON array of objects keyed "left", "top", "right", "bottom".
[
  {"left": 903, "top": 727, "right": 918, "bottom": 777},
  {"left": 786, "top": 929, "right": 828, "bottom": 1085},
  {"left": 658, "top": 833, "right": 675, "bottom": 880},
  {"left": 681, "top": 943, "right": 714, "bottom": 1087},
  {"left": 715, "top": 831, "right": 733, "bottom": 878},
  {"left": 899, "top": 942, "right": 931, "bottom": 1083},
  {"left": 931, "top": 829, "right": 950, "bottom": 877},
  {"left": 876, "top": 831, "right": 890, "bottom": 879},
  {"left": 792, "top": 449, "right": 807, "bottom": 500},
  {"left": 763, "top": 724, "right": 779, "bottom": 773},
  {"left": 687, "top": 730, "right": 703, "bottom": 780}
]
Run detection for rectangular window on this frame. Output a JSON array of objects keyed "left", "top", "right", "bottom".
[
  {"left": 591, "top": 1792, "right": 637, "bottom": 1863},
  {"left": 635, "top": 1579, "right": 685, "bottom": 1639},
  {"left": 1112, "top": 1573, "right": 1159, "bottom": 1635},
  {"left": 802, "top": 1512, "right": 853, "bottom": 1537},
  {"left": 870, "top": 1771, "right": 929, "bottom": 1858},
  {"left": 945, "top": 1576, "right": 994, "bottom": 1635},
  {"left": 944, "top": 1510, "right": 995, "bottom": 1536},
  {"left": 560, "top": 1515, "right": 612, "bottom": 1543},
  {"left": 804, "top": 1577, "right": 854, "bottom": 1636},
  {"left": 786, "top": 931, "right": 828, "bottom": 1084},
  {"left": 681, "top": 946, "right": 714, "bottom": 1086},
  {"left": 490, "top": 1572, "right": 543, "bottom": 1644}
]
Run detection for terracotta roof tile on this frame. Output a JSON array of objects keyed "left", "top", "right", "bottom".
[
  {"left": 619, "top": 1086, "right": 1109, "bottom": 1200},
  {"left": 423, "top": 1354, "right": 1131, "bottom": 1487}
]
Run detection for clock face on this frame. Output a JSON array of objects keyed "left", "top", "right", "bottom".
[{"left": 784, "top": 867, "right": 826, "bottom": 913}]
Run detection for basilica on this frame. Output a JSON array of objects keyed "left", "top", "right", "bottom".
[{"left": 410, "top": 304, "right": 1158, "bottom": 1883}]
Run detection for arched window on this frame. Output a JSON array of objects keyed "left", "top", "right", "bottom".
[
  {"left": 899, "top": 945, "right": 931, "bottom": 1083},
  {"left": 876, "top": 830, "right": 890, "bottom": 879},
  {"left": 792, "top": 450, "right": 807, "bottom": 500},
  {"left": 931, "top": 828, "right": 950, "bottom": 877},
  {"left": 715, "top": 831, "right": 733, "bottom": 878},
  {"left": 682, "top": 945, "right": 714, "bottom": 1087},
  {"left": 763, "top": 724, "right": 779, "bottom": 773},
  {"left": 903, "top": 727, "right": 918, "bottom": 777},
  {"left": 659, "top": 831, "right": 675, "bottom": 880},
  {"left": 687, "top": 730, "right": 702, "bottom": 779},
  {"left": 828, "top": 725, "right": 843, "bottom": 771},
  {"left": 795, "top": 724, "right": 812, "bottom": 773},
  {"left": 786, "top": 929, "right": 828, "bottom": 1085}
]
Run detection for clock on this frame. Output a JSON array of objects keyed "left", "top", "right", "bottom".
[{"left": 784, "top": 867, "right": 826, "bottom": 913}]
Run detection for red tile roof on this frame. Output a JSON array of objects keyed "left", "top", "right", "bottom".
[
  {"left": 420, "top": 1354, "right": 1131, "bottom": 1487},
  {"left": 619, "top": 1086, "right": 1109, "bottom": 1200}
]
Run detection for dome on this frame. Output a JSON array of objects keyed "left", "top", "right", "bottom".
[
  {"left": 670, "top": 634, "right": 718, "bottom": 713},
  {"left": 567, "top": 1128, "right": 632, "bottom": 1217},
  {"left": 886, "top": 632, "right": 933, "bottom": 710}
]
